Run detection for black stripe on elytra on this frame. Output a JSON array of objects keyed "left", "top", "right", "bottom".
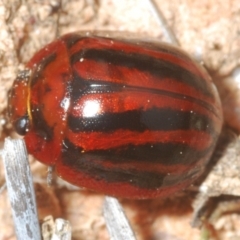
[
  {"left": 63, "top": 34, "right": 85, "bottom": 49},
  {"left": 68, "top": 107, "right": 215, "bottom": 134},
  {"left": 70, "top": 71, "right": 219, "bottom": 118},
  {"left": 128, "top": 40, "right": 193, "bottom": 62},
  {"left": 70, "top": 71, "right": 126, "bottom": 102},
  {"left": 30, "top": 53, "right": 57, "bottom": 87},
  {"left": 65, "top": 138, "right": 215, "bottom": 165},
  {"left": 70, "top": 48, "right": 213, "bottom": 98},
  {"left": 63, "top": 34, "right": 193, "bottom": 63},
  {"left": 31, "top": 105, "right": 54, "bottom": 140},
  {"left": 61, "top": 139, "right": 206, "bottom": 189}
]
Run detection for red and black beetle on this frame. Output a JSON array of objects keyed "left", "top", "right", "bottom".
[{"left": 9, "top": 32, "right": 223, "bottom": 199}]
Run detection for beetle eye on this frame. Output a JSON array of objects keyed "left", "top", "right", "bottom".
[{"left": 13, "top": 115, "right": 30, "bottom": 136}]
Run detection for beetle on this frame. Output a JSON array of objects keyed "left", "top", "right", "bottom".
[{"left": 8, "top": 31, "right": 223, "bottom": 199}]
